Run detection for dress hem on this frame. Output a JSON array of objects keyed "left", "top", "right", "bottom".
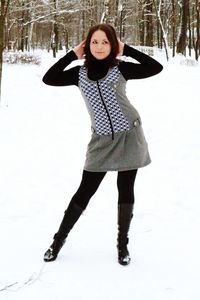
[{"left": 83, "top": 160, "right": 151, "bottom": 172}]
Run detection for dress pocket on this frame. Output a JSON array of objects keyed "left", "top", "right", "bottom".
[{"left": 128, "top": 118, "right": 147, "bottom": 146}]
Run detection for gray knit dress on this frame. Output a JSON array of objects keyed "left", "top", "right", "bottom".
[
  {"left": 79, "top": 65, "right": 151, "bottom": 172},
  {"left": 42, "top": 44, "right": 163, "bottom": 172}
]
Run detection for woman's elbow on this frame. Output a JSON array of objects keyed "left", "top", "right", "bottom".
[
  {"left": 155, "top": 62, "right": 163, "bottom": 74},
  {"left": 42, "top": 74, "right": 54, "bottom": 86}
]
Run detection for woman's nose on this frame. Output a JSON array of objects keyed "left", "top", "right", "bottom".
[{"left": 97, "top": 43, "right": 103, "bottom": 50}]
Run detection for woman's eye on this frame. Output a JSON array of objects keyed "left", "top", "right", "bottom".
[{"left": 91, "top": 40, "right": 109, "bottom": 45}]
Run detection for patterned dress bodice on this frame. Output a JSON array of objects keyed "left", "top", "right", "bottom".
[{"left": 79, "top": 66, "right": 130, "bottom": 136}]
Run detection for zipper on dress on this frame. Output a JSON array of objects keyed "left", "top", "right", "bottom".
[{"left": 96, "top": 80, "right": 114, "bottom": 140}]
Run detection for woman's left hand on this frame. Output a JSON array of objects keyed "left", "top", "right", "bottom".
[{"left": 118, "top": 40, "right": 125, "bottom": 56}]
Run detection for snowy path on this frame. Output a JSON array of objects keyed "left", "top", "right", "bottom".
[{"left": 0, "top": 54, "right": 200, "bottom": 300}]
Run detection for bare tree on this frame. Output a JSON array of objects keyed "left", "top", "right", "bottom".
[
  {"left": 171, "top": 0, "right": 176, "bottom": 56},
  {"left": 146, "top": 1, "right": 154, "bottom": 47},
  {"left": 194, "top": 0, "right": 200, "bottom": 60},
  {"left": 153, "top": 0, "right": 169, "bottom": 60},
  {"left": 176, "top": 0, "right": 189, "bottom": 54},
  {"left": 0, "top": 0, "right": 10, "bottom": 102}
]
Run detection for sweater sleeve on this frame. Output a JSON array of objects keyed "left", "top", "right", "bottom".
[
  {"left": 118, "top": 44, "right": 163, "bottom": 80},
  {"left": 42, "top": 50, "right": 80, "bottom": 86}
]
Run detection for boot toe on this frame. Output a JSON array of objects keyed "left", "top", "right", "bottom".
[
  {"left": 44, "top": 247, "right": 57, "bottom": 262},
  {"left": 118, "top": 254, "right": 131, "bottom": 266},
  {"left": 43, "top": 239, "right": 66, "bottom": 262},
  {"left": 118, "top": 247, "right": 131, "bottom": 266}
]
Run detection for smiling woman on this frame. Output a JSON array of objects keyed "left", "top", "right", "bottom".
[
  {"left": 83, "top": 24, "right": 119, "bottom": 69},
  {"left": 89, "top": 30, "right": 111, "bottom": 60},
  {"left": 42, "top": 23, "right": 163, "bottom": 266}
]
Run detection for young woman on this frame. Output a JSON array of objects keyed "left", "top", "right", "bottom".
[{"left": 42, "top": 24, "right": 163, "bottom": 266}]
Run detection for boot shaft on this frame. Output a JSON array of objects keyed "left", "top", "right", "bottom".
[
  {"left": 117, "top": 203, "right": 133, "bottom": 248},
  {"left": 44, "top": 202, "right": 83, "bottom": 262},
  {"left": 55, "top": 201, "right": 83, "bottom": 240}
]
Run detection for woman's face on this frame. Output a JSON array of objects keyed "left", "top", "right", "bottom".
[{"left": 90, "top": 30, "right": 111, "bottom": 60}]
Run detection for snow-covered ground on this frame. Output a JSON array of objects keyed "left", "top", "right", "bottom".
[{"left": 0, "top": 50, "right": 200, "bottom": 300}]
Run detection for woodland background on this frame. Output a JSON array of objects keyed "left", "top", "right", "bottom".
[
  {"left": 1, "top": 0, "right": 200, "bottom": 57},
  {"left": 0, "top": 0, "right": 200, "bottom": 98}
]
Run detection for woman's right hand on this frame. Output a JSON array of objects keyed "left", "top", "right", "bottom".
[
  {"left": 73, "top": 40, "right": 86, "bottom": 59},
  {"left": 118, "top": 39, "right": 125, "bottom": 56}
]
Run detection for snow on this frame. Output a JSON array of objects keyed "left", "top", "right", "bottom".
[{"left": 0, "top": 50, "right": 200, "bottom": 300}]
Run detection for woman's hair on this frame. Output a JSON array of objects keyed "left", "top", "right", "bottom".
[{"left": 84, "top": 23, "right": 119, "bottom": 68}]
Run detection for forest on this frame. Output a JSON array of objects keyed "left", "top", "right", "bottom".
[
  {"left": 1, "top": 0, "right": 199, "bottom": 59},
  {"left": 1, "top": 0, "right": 199, "bottom": 99}
]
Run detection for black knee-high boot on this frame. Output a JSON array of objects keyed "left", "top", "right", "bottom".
[
  {"left": 117, "top": 203, "right": 134, "bottom": 266},
  {"left": 44, "top": 202, "right": 83, "bottom": 262}
]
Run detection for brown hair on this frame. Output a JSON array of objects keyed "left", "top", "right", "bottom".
[{"left": 84, "top": 24, "right": 119, "bottom": 68}]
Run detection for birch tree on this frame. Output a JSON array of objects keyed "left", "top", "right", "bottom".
[{"left": 153, "top": 0, "right": 169, "bottom": 60}]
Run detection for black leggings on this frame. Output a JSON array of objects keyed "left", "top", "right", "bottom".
[{"left": 70, "top": 169, "right": 138, "bottom": 210}]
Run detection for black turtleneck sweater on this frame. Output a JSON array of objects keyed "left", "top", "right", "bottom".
[
  {"left": 43, "top": 44, "right": 163, "bottom": 86},
  {"left": 87, "top": 57, "right": 114, "bottom": 81}
]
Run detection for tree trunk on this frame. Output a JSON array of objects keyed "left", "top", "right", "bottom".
[
  {"left": 64, "top": 27, "right": 68, "bottom": 52},
  {"left": 145, "top": 1, "right": 154, "bottom": 47},
  {"left": 195, "top": 0, "right": 200, "bottom": 60},
  {"left": 0, "top": 13, "right": 4, "bottom": 103},
  {"left": 51, "top": 0, "right": 59, "bottom": 58},
  {"left": 138, "top": 1, "right": 145, "bottom": 45},
  {"left": 153, "top": 0, "right": 169, "bottom": 60},
  {"left": 0, "top": 0, "right": 10, "bottom": 103},
  {"left": 188, "top": 3, "right": 192, "bottom": 56},
  {"left": 172, "top": 0, "right": 176, "bottom": 57},
  {"left": 176, "top": 0, "right": 189, "bottom": 54}
]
